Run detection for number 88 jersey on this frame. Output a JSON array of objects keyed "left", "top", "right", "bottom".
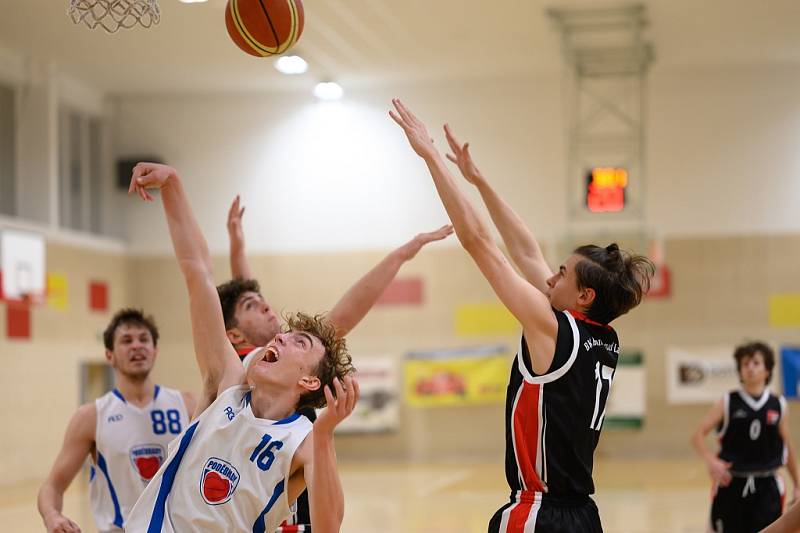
[
  {"left": 91, "top": 385, "right": 189, "bottom": 531},
  {"left": 717, "top": 389, "right": 786, "bottom": 472}
]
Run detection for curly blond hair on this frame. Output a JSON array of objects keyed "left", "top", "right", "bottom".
[{"left": 284, "top": 312, "right": 354, "bottom": 411}]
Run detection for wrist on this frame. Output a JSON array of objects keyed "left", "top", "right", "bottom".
[{"left": 313, "top": 423, "right": 336, "bottom": 441}]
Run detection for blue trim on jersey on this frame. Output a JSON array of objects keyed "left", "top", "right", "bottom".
[
  {"left": 244, "top": 391, "right": 252, "bottom": 407},
  {"left": 96, "top": 452, "right": 124, "bottom": 528},
  {"left": 153, "top": 384, "right": 161, "bottom": 400},
  {"left": 147, "top": 420, "right": 199, "bottom": 533},
  {"left": 252, "top": 478, "right": 286, "bottom": 533},
  {"left": 112, "top": 389, "right": 126, "bottom": 403},
  {"left": 89, "top": 465, "right": 95, "bottom": 482},
  {"left": 274, "top": 413, "right": 301, "bottom": 425}
]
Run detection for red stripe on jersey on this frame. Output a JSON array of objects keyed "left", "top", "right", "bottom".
[
  {"left": 506, "top": 501, "right": 532, "bottom": 532},
  {"left": 513, "top": 382, "right": 546, "bottom": 492}
]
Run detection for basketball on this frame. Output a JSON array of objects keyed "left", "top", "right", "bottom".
[{"left": 225, "top": 0, "right": 304, "bottom": 57}]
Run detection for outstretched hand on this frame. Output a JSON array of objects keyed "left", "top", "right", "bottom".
[
  {"left": 444, "top": 124, "right": 484, "bottom": 186},
  {"left": 127, "top": 162, "right": 178, "bottom": 202},
  {"left": 396, "top": 224, "right": 454, "bottom": 261},
  {"left": 227, "top": 195, "right": 246, "bottom": 240},
  {"left": 389, "top": 98, "right": 437, "bottom": 159},
  {"left": 314, "top": 375, "right": 360, "bottom": 436}
]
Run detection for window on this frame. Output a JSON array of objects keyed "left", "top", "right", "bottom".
[
  {"left": 0, "top": 84, "right": 15, "bottom": 217},
  {"left": 58, "top": 108, "right": 103, "bottom": 233}
]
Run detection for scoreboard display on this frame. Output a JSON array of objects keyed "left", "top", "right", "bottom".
[{"left": 586, "top": 167, "right": 627, "bottom": 213}]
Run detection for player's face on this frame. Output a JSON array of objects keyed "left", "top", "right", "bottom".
[
  {"left": 247, "top": 330, "right": 325, "bottom": 392},
  {"left": 545, "top": 254, "right": 585, "bottom": 312},
  {"left": 233, "top": 291, "right": 281, "bottom": 346},
  {"left": 107, "top": 323, "right": 157, "bottom": 380},
  {"left": 739, "top": 352, "right": 769, "bottom": 387}
]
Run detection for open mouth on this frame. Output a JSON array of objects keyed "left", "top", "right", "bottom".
[{"left": 262, "top": 345, "right": 280, "bottom": 364}]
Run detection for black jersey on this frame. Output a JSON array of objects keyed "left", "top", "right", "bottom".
[
  {"left": 502, "top": 309, "right": 619, "bottom": 500},
  {"left": 717, "top": 389, "right": 786, "bottom": 472}
]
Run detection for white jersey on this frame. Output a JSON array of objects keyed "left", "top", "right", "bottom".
[
  {"left": 127, "top": 385, "right": 313, "bottom": 533},
  {"left": 90, "top": 386, "right": 189, "bottom": 533}
]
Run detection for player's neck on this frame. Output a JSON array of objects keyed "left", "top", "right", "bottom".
[
  {"left": 742, "top": 382, "right": 766, "bottom": 398},
  {"left": 249, "top": 385, "right": 296, "bottom": 421},
  {"left": 115, "top": 377, "right": 157, "bottom": 407}
]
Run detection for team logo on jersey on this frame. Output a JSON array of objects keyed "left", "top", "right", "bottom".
[
  {"left": 200, "top": 457, "right": 240, "bottom": 505},
  {"left": 129, "top": 444, "right": 166, "bottom": 482},
  {"left": 732, "top": 409, "right": 748, "bottom": 419},
  {"left": 767, "top": 409, "right": 780, "bottom": 425}
]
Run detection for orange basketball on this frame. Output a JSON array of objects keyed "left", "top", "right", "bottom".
[{"left": 225, "top": 0, "right": 304, "bottom": 57}]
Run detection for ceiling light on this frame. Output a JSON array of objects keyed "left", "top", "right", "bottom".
[
  {"left": 313, "top": 82, "right": 343, "bottom": 101},
  {"left": 274, "top": 55, "right": 308, "bottom": 75}
]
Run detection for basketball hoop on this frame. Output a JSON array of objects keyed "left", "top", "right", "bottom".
[{"left": 68, "top": 0, "right": 160, "bottom": 33}]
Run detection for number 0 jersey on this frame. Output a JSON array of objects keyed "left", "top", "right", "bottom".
[
  {"left": 716, "top": 389, "right": 786, "bottom": 472},
  {"left": 126, "top": 385, "right": 313, "bottom": 533},
  {"left": 504, "top": 309, "right": 619, "bottom": 500},
  {"left": 90, "top": 386, "right": 188, "bottom": 532}
]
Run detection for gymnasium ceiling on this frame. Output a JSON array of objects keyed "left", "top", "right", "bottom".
[{"left": 0, "top": 0, "right": 799, "bottom": 94}]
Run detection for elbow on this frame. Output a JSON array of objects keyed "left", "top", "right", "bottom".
[{"left": 458, "top": 229, "right": 492, "bottom": 255}]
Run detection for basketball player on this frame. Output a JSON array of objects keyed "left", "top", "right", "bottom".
[
  {"left": 692, "top": 342, "right": 799, "bottom": 532},
  {"left": 223, "top": 197, "right": 450, "bottom": 530},
  {"left": 37, "top": 309, "right": 198, "bottom": 533},
  {"left": 390, "top": 98, "right": 654, "bottom": 532},
  {"left": 125, "top": 162, "right": 358, "bottom": 532}
]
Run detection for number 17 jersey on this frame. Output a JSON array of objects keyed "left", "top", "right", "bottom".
[{"left": 504, "top": 309, "right": 619, "bottom": 499}]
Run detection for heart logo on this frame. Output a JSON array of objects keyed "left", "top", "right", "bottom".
[
  {"left": 203, "top": 472, "right": 231, "bottom": 503},
  {"left": 200, "top": 458, "right": 240, "bottom": 505},
  {"left": 135, "top": 456, "right": 162, "bottom": 481},
  {"left": 129, "top": 444, "right": 166, "bottom": 483}
]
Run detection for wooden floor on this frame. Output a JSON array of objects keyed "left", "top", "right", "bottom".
[{"left": 5, "top": 458, "right": 719, "bottom": 532}]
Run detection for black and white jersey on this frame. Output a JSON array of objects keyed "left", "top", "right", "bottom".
[
  {"left": 502, "top": 309, "right": 620, "bottom": 500},
  {"left": 717, "top": 389, "right": 786, "bottom": 472}
]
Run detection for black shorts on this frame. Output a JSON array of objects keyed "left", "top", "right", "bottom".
[
  {"left": 488, "top": 492, "right": 602, "bottom": 533},
  {"left": 710, "top": 475, "right": 784, "bottom": 533}
]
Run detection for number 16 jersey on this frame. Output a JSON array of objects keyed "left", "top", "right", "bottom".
[{"left": 127, "top": 385, "right": 312, "bottom": 533}]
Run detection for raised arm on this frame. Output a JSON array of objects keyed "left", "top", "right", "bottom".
[
  {"left": 37, "top": 404, "right": 95, "bottom": 533},
  {"left": 444, "top": 125, "right": 553, "bottom": 292},
  {"left": 390, "top": 99, "right": 557, "bottom": 373},
  {"left": 227, "top": 195, "right": 254, "bottom": 280},
  {"left": 690, "top": 398, "right": 732, "bottom": 487},
  {"left": 326, "top": 225, "right": 453, "bottom": 337},
  {"left": 303, "top": 376, "right": 359, "bottom": 533},
  {"left": 129, "top": 163, "right": 244, "bottom": 396}
]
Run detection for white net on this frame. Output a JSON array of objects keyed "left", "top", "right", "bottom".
[{"left": 68, "top": 0, "right": 160, "bottom": 33}]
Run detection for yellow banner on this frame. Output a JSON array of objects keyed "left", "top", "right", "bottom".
[
  {"left": 455, "top": 303, "right": 518, "bottom": 336},
  {"left": 404, "top": 346, "right": 509, "bottom": 407},
  {"left": 769, "top": 294, "right": 800, "bottom": 327},
  {"left": 47, "top": 273, "right": 68, "bottom": 311}
]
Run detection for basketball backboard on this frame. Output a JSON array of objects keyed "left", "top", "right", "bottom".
[{"left": 0, "top": 229, "right": 45, "bottom": 301}]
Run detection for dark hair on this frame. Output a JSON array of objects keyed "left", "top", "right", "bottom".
[
  {"left": 572, "top": 243, "right": 655, "bottom": 324},
  {"left": 217, "top": 278, "right": 261, "bottom": 330},
  {"left": 284, "top": 312, "right": 355, "bottom": 411},
  {"left": 103, "top": 308, "right": 159, "bottom": 350},
  {"left": 734, "top": 341, "right": 775, "bottom": 384}
]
